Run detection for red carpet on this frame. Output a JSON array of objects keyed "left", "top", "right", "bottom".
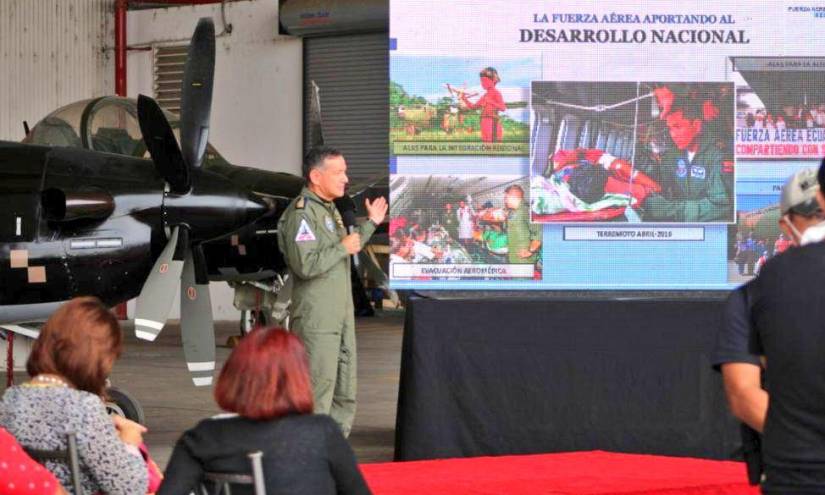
[{"left": 361, "top": 451, "right": 759, "bottom": 494}]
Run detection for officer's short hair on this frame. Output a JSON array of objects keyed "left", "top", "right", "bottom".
[
  {"left": 669, "top": 95, "right": 704, "bottom": 122},
  {"left": 303, "top": 146, "right": 343, "bottom": 182}
]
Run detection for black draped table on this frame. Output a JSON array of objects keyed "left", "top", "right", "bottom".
[{"left": 394, "top": 294, "right": 740, "bottom": 461}]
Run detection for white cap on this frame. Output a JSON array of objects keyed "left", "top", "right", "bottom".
[{"left": 780, "top": 168, "right": 821, "bottom": 216}]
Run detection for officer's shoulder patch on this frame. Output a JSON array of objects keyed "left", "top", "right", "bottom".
[
  {"left": 295, "top": 196, "right": 306, "bottom": 209},
  {"left": 295, "top": 218, "right": 316, "bottom": 242},
  {"left": 676, "top": 158, "right": 688, "bottom": 178}
]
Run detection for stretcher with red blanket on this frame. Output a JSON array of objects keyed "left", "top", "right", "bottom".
[{"left": 531, "top": 148, "right": 661, "bottom": 222}]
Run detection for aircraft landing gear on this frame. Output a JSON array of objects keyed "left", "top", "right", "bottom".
[
  {"left": 227, "top": 273, "right": 291, "bottom": 347},
  {"left": 228, "top": 309, "right": 269, "bottom": 347},
  {"left": 106, "top": 386, "right": 145, "bottom": 425}
]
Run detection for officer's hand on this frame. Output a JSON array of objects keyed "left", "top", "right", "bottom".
[
  {"left": 642, "top": 194, "right": 672, "bottom": 221},
  {"left": 366, "top": 196, "right": 388, "bottom": 225},
  {"left": 341, "top": 233, "right": 362, "bottom": 254},
  {"left": 643, "top": 193, "right": 664, "bottom": 209}
]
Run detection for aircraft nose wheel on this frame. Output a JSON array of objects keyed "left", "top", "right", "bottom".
[{"left": 105, "top": 387, "right": 146, "bottom": 425}]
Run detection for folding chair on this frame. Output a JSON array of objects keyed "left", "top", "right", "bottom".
[
  {"left": 23, "top": 432, "right": 83, "bottom": 495},
  {"left": 201, "top": 451, "right": 266, "bottom": 495}
]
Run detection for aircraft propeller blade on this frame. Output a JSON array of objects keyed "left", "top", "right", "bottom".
[
  {"left": 179, "top": 17, "right": 215, "bottom": 170},
  {"left": 308, "top": 80, "right": 325, "bottom": 147},
  {"left": 136, "top": 95, "right": 190, "bottom": 194},
  {"left": 133, "top": 18, "right": 253, "bottom": 385},
  {"left": 134, "top": 226, "right": 187, "bottom": 341},
  {"left": 179, "top": 245, "right": 216, "bottom": 387}
]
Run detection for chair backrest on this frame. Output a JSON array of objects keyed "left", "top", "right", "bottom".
[
  {"left": 201, "top": 451, "right": 266, "bottom": 495},
  {"left": 23, "top": 432, "right": 83, "bottom": 495}
]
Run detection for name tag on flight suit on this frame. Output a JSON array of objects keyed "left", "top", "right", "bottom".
[{"left": 690, "top": 165, "right": 706, "bottom": 180}]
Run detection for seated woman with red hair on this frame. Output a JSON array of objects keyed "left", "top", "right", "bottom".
[{"left": 158, "top": 328, "right": 371, "bottom": 495}]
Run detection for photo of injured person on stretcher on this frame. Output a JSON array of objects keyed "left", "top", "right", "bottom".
[{"left": 530, "top": 81, "right": 735, "bottom": 224}]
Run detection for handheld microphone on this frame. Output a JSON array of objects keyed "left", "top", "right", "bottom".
[
  {"left": 348, "top": 224, "right": 361, "bottom": 270},
  {"left": 335, "top": 196, "right": 360, "bottom": 270}
]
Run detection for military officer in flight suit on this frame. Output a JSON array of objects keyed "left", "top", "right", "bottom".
[
  {"left": 277, "top": 146, "right": 388, "bottom": 437},
  {"left": 643, "top": 95, "right": 731, "bottom": 222},
  {"left": 503, "top": 184, "right": 541, "bottom": 265}
]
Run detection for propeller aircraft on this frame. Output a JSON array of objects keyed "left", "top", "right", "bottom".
[{"left": 0, "top": 16, "right": 389, "bottom": 414}]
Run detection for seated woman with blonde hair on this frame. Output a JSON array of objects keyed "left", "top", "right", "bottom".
[
  {"left": 158, "top": 327, "right": 371, "bottom": 495},
  {"left": 0, "top": 297, "right": 148, "bottom": 494}
]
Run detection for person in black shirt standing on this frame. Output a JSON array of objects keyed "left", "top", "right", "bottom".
[
  {"left": 746, "top": 161, "right": 825, "bottom": 494},
  {"left": 713, "top": 167, "right": 825, "bottom": 432},
  {"left": 713, "top": 167, "right": 825, "bottom": 487}
]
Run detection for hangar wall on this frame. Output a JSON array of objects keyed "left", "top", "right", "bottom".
[
  {"left": 0, "top": 0, "right": 114, "bottom": 141},
  {"left": 126, "top": 0, "right": 302, "bottom": 176},
  {"left": 126, "top": 0, "right": 303, "bottom": 321}
]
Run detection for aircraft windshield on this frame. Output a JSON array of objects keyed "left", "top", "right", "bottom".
[{"left": 25, "top": 100, "right": 86, "bottom": 148}]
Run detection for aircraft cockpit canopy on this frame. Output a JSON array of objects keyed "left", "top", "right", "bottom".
[{"left": 23, "top": 96, "right": 228, "bottom": 165}]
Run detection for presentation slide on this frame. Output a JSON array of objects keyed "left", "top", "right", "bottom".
[{"left": 389, "top": 0, "right": 824, "bottom": 290}]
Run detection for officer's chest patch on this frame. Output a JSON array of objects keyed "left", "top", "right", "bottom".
[
  {"left": 325, "top": 216, "right": 336, "bottom": 232},
  {"left": 676, "top": 158, "right": 688, "bottom": 178},
  {"left": 690, "top": 165, "right": 706, "bottom": 180},
  {"left": 295, "top": 219, "right": 316, "bottom": 242}
]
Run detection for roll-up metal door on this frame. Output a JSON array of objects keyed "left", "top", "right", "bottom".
[{"left": 303, "top": 32, "right": 388, "bottom": 185}]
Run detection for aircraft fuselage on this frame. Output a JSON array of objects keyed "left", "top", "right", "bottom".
[
  {"left": 0, "top": 140, "right": 296, "bottom": 324},
  {"left": 0, "top": 141, "right": 163, "bottom": 315}
]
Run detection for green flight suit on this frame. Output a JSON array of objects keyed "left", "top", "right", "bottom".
[
  {"left": 443, "top": 212, "right": 459, "bottom": 241},
  {"left": 643, "top": 135, "right": 731, "bottom": 222},
  {"left": 277, "top": 187, "right": 376, "bottom": 437},
  {"left": 505, "top": 203, "right": 540, "bottom": 264}
]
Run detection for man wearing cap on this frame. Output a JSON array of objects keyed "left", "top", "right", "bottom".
[
  {"left": 777, "top": 167, "right": 825, "bottom": 246},
  {"left": 715, "top": 165, "right": 825, "bottom": 493},
  {"left": 714, "top": 168, "right": 824, "bottom": 428}
]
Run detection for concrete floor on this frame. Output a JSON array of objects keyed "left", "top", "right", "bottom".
[{"left": 2, "top": 310, "right": 404, "bottom": 468}]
